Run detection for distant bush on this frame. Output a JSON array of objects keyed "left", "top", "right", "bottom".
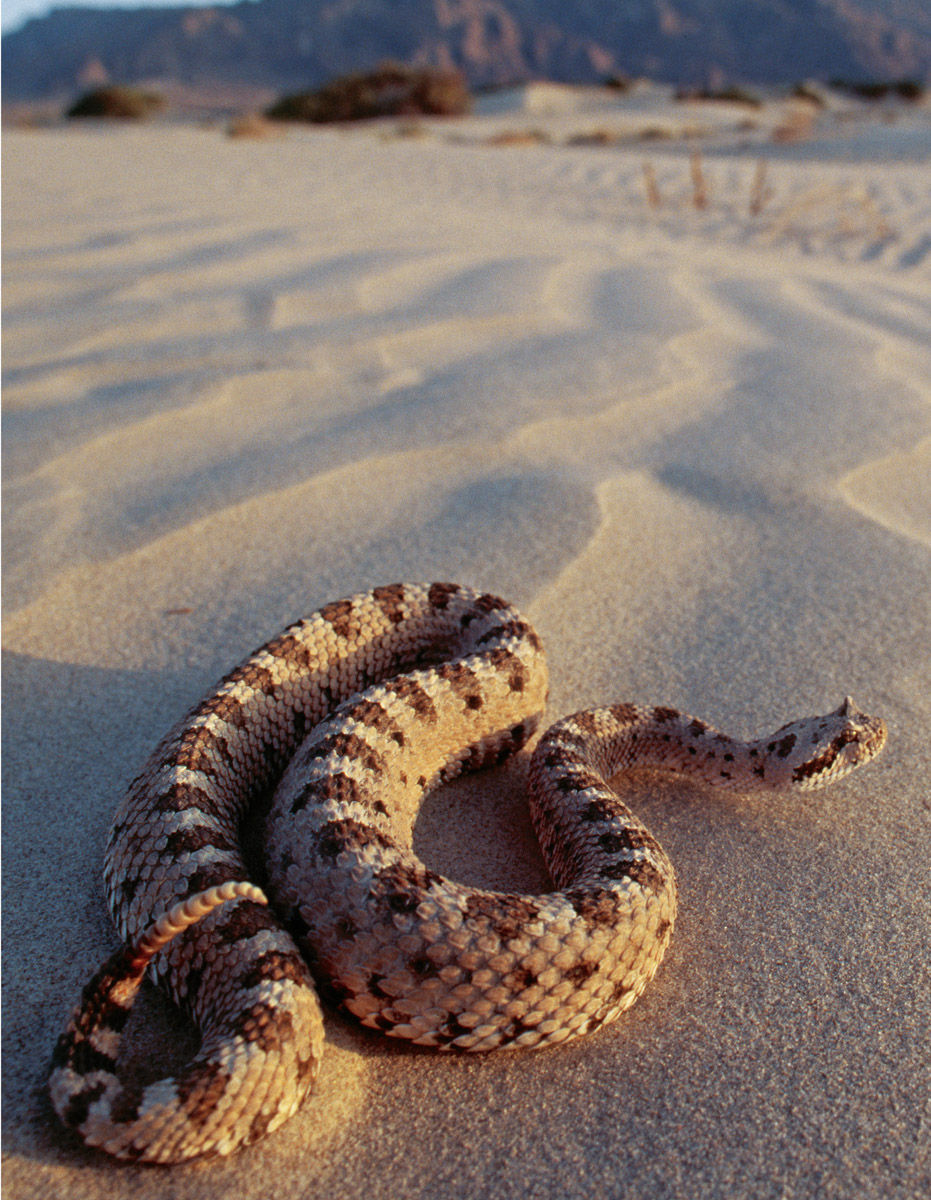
[
  {"left": 676, "top": 86, "right": 762, "bottom": 109},
  {"left": 895, "top": 80, "right": 925, "bottom": 102},
  {"left": 829, "top": 78, "right": 925, "bottom": 102},
  {"left": 226, "top": 113, "right": 283, "bottom": 139},
  {"left": 67, "top": 85, "right": 164, "bottom": 120},
  {"left": 604, "top": 73, "right": 632, "bottom": 92},
  {"left": 791, "top": 83, "right": 826, "bottom": 107},
  {"left": 486, "top": 129, "right": 550, "bottom": 147},
  {"left": 267, "top": 62, "right": 471, "bottom": 123},
  {"left": 567, "top": 129, "right": 619, "bottom": 146}
]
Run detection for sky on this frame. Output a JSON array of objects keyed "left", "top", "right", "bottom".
[{"left": 1, "top": 0, "right": 238, "bottom": 33}]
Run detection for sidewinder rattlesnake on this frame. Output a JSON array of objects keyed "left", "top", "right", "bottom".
[{"left": 49, "top": 583, "right": 887, "bottom": 1162}]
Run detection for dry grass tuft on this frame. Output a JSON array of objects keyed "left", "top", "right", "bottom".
[
  {"left": 486, "top": 130, "right": 551, "bottom": 147},
  {"left": 639, "top": 156, "right": 895, "bottom": 249},
  {"left": 226, "top": 113, "right": 284, "bottom": 139},
  {"left": 567, "top": 129, "right": 618, "bottom": 146}
]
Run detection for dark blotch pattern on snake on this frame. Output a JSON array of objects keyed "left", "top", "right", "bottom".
[{"left": 48, "top": 583, "right": 887, "bottom": 1162}]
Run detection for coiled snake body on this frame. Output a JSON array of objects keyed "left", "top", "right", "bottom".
[{"left": 49, "top": 583, "right": 886, "bottom": 1163}]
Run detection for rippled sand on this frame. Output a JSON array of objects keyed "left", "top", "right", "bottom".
[{"left": 3, "top": 116, "right": 930, "bottom": 1200}]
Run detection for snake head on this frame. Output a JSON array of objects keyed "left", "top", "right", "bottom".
[{"left": 756, "top": 697, "right": 887, "bottom": 790}]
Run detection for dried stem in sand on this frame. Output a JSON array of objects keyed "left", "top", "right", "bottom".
[
  {"left": 690, "top": 150, "right": 708, "bottom": 210},
  {"left": 642, "top": 160, "right": 662, "bottom": 209},
  {"left": 749, "top": 160, "right": 773, "bottom": 217}
]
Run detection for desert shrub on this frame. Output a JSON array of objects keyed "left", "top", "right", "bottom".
[
  {"left": 67, "top": 86, "right": 164, "bottom": 119},
  {"left": 772, "top": 108, "right": 815, "bottom": 143},
  {"left": 226, "top": 113, "right": 282, "bottom": 139},
  {"left": 567, "top": 129, "right": 618, "bottom": 146},
  {"left": 486, "top": 129, "right": 550, "bottom": 146},
  {"left": 676, "top": 86, "right": 762, "bottom": 108},
  {"left": 267, "top": 62, "right": 471, "bottom": 123},
  {"left": 894, "top": 80, "right": 925, "bottom": 101},
  {"left": 604, "top": 73, "right": 632, "bottom": 92},
  {"left": 791, "top": 83, "right": 826, "bottom": 107},
  {"left": 829, "top": 78, "right": 925, "bottom": 102}
]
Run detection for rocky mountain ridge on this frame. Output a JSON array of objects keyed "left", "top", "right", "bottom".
[{"left": 4, "top": 0, "right": 931, "bottom": 104}]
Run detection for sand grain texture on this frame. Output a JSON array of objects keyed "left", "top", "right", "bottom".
[{"left": 3, "top": 118, "right": 930, "bottom": 1199}]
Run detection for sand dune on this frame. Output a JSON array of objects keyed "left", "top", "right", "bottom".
[
  {"left": 3, "top": 106, "right": 930, "bottom": 1200},
  {"left": 840, "top": 436, "right": 931, "bottom": 546}
]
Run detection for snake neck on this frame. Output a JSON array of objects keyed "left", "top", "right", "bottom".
[{"left": 533, "top": 697, "right": 886, "bottom": 797}]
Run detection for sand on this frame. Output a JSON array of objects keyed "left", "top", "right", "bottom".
[{"left": 3, "top": 92, "right": 930, "bottom": 1200}]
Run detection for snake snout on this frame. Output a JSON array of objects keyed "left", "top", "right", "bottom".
[
  {"left": 839, "top": 708, "right": 887, "bottom": 772},
  {"left": 860, "top": 714, "right": 888, "bottom": 758}
]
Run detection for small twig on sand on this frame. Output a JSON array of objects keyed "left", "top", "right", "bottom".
[
  {"left": 748, "top": 160, "right": 772, "bottom": 217},
  {"left": 642, "top": 160, "right": 662, "bottom": 209},
  {"left": 857, "top": 190, "right": 893, "bottom": 241},
  {"left": 690, "top": 150, "right": 708, "bottom": 209}
]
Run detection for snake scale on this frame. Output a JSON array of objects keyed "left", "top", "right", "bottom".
[{"left": 49, "top": 583, "right": 887, "bottom": 1163}]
